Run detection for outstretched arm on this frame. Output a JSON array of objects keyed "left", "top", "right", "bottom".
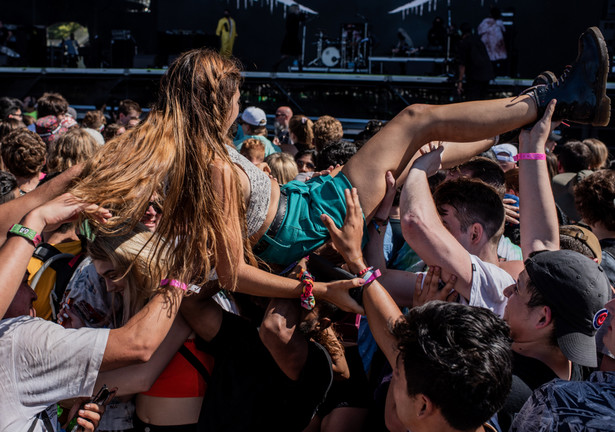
[
  {"left": 322, "top": 189, "right": 457, "bottom": 365},
  {"left": 399, "top": 147, "right": 473, "bottom": 302},
  {"left": 364, "top": 171, "right": 419, "bottom": 308},
  {"left": 95, "top": 315, "right": 191, "bottom": 396},
  {"left": 519, "top": 100, "right": 560, "bottom": 258},
  {"left": 392, "top": 138, "right": 497, "bottom": 197},
  {"left": 0, "top": 193, "right": 179, "bottom": 371},
  {"left": 0, "top": 192, "right": 109, "bottom": 319},
  {"left": 101, "top": 287, "right": 184, "bottom": 371},
  {"left": 321, "top": 188, "right": 401, "bottom": 366},
  {"left": 438, "top": 138, "right": 497, "bottom": 169},
  {"left": 0, "top": 164, "right": 82, "bottom": 246}
]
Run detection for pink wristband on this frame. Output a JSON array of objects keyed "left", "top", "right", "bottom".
[
  {"left": 513, "top": 153, "right": 546, "bottom": 161},
  {"left": 362, "top": 268, "right": 382, "bottom": 285},
  {"left": 160, "top": 278, "right": 187, "bottom": 291}
]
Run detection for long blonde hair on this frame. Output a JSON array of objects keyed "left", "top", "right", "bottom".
[
  {"left": 72, "top": 49, "right": 255, "bottom": 289},
  {"left": 88, "top": 224, "right": 162, "bottom": 326}
]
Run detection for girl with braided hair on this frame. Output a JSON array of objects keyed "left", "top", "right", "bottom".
[{"left": 71, "top": 28, "right": 610, "bottom": 312}]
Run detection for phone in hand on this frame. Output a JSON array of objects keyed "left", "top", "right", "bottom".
[{"left": 65, "top": 384, "right": 118, "bottom": 432}]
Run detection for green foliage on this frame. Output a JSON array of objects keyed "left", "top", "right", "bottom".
[{"left": 47, "top": 22, "right": 83, "bottom": 40}]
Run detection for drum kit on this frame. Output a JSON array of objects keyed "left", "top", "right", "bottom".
[{"left": 307, "top": 22, "right": 371, "bottom": 70}]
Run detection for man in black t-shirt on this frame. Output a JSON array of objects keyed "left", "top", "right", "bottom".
[
  {"left": 456, "top": 22, "right": 494, "bottom": 101},
  {"left": 181, "top": 295, "right": 334, "bottom": 431}
]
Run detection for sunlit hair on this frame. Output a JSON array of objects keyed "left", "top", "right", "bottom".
[
  {"left": 583, "top": 138, "right": 609, "bottom": 170},
  {"left": 47, "top": 128, "right": 99, "bottom": 174},
  {"left": 240, "top": 137, "right": 266, "bottom": 164},
  {"left": 0, "top": 118, "right": 26, "bottom": 140},
  {"left": 1, "top": 128, "right": 46, "bottom": 177},
  {"left": 434, "top": 178, "right": 505, "bottom": 246},
  {"left": 575, "top": 170, "right": 615, "bottom": 231},
  {"left": 72, "top": 49, "right": 254, "bottom": 289},
  {"left": 102, "top": 123, "right": 125, "bottom": 142},
  {"left": 288, "top": 115, "right": 314, "bottom": 149},
  {"left": 82, "top": 110, "right": 106, "bottom": 130},
  {"left": 37, "top": 92, "right": 68, "bottom": 118},
  {"left": 313, "top": 115, "right": 343, "bottom": 151},
  {"left": 88, "top": 224, "right": 164, "bottom": 326},
  {"left": 266, "top": 152, "right": 298, "bottom": 184}
]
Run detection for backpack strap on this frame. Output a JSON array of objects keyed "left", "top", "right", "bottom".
[
  {"left": 32, "top": 243, "right": 62, "bottom": 263},
  {"left": 27, "top": 406, "right": 56, "bottom": 432},
  {"left": 31, "top": 237, "right": 87, "bottom": 321},
  {"left": 29, "top": 253, "right": 76, "bottom": 291},
  {"left": 179, "top": 344, "right": 211, "bottom": 384}
]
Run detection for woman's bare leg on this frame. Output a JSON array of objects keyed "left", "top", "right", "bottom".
[{"left": 342, "top": 95, "right": 537, "bottom": 219}]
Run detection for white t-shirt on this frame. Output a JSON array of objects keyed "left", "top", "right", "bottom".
[
  {"left": 498, "top": 236, "right": 522, "bottom": 261},
  {"left": 0, "top": 316, "right": 109, "bottom": 431},
  {"left": 458, "top": 254, "right": 513, "bottom": 318}
]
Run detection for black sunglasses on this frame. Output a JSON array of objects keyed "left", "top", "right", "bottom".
[
  {"left": 148, "top": 201, "right": 163, "bottom": 214},
  {"left": 297, "top": 160, "right": 315, "bottom": 170}
]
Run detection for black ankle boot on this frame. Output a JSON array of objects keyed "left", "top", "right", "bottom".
[
  {"left": 532, "top": 71, "right": 558, "bottom": 86},
  {"left": 529, "top": 27, "right": 611, "bottom": 126}
]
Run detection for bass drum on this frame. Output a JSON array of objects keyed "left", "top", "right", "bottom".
[{"left": 321, "top": 46, "right": 340, "bottom": 67}]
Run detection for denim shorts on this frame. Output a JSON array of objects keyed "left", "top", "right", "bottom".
[{"left": 255, "top": 173, "right": 366, "bottom": 266}]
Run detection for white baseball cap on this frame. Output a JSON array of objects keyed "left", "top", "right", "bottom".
[
  {"left": 491, "top": 143, "right": 518, "bottom": 163},
  {"left": 241, "top": 107, "right": 267, "bottom": 127}
]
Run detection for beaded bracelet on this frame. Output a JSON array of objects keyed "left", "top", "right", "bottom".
[
  {"left": 513, "top": 153, "right": 546, "bottom": 161},
  {"left": 358, "top": 266, "right": 373, "bottom": 276},
  {"left": 297, "top": 268, "right": 316, "bottom": 310},
  {"left": 160, "top": 278, "right": 187, "bottom": 292}
]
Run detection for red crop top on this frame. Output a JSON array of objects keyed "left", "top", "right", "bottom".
[{"left": 141, "top": 339, "right": 214, "bottom": 398}]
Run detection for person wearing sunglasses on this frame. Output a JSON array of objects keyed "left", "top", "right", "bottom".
[{"left": 295, "top": 149, "right": 317, "bottom": 174}]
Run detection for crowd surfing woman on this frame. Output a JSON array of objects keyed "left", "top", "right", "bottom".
[{"left": 71, "top": 28, "right": 610, "bottom": 312}]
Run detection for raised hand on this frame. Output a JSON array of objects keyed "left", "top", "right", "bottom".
[
  {"left": 503, "top": 199, "right": 520, "bottom": 225},
  {"left": 320, "top": 278, "right": 365, "bottom": 315},
  {"left": 413, "top": 265, "right": 458, "bottom": 307},
  {"left": 320, "top": 188, "right": 364, "bottom": 268},
  {"left": 412, "top": 142, "right": 445, "bottom": 177},
  {"left": 24, "top": 193, "right": 111, "bottom": 233},
  {"left": 373, "top": 170, "right": 396, "bottom": 223},
  {"left": 519, "top": 99, "right": 557, "bottom": 153}
]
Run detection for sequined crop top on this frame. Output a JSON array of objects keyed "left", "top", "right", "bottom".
[{"left": 226, "top": 146, "right": 272, "bottom": 236}]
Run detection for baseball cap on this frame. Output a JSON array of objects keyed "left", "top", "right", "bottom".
[
  {"left": 241, "top": 107, "right": 267, "bottom": 127},
  {"left": 559, "top": 225, "right": 602, "bottom": 263},
  {"left": 492, "top": 143, "right": 518, "bottom": 163},
  {"left": 36, "top": 115, "right": 78, "bottom": 146},
  {"left": 548, "top": 130, "right": 563, "bottom": 143},
  {"left": 525, "top": 249, "right": 611, "bottom": 367}
]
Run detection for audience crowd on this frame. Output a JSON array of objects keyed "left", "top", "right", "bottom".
[{"left": 0, "top": 26, "right": 614, "bottom": 432}]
